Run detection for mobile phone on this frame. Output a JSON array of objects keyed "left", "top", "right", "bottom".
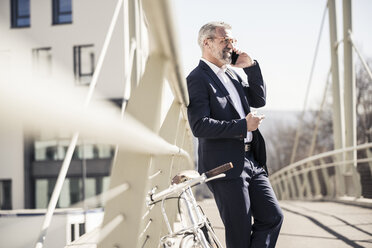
[{"left": 231, "top": 51, "right": 239, "bottom": 65}]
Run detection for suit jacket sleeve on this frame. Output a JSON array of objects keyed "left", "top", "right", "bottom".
[
  {"left": 242, "top": 61, "right": 266, "bottom": 108},
  {"left": 187, "top": 73, "right": 247, "bottom": 139}
]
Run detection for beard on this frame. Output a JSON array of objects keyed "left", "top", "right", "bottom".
[{"left": 211, "top": 46, "right": 232, "bottom": 65}]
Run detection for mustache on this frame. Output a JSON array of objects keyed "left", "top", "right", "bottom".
[
  {"left": 221, "top": 48, "right": 232, "bottom": 61},
  {"left": 222, "top": 47, "right": 232, "bottom": 55}
]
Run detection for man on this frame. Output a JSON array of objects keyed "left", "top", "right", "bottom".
[{"left": 186, "top": 22, "right": 283, "bottom": 248}]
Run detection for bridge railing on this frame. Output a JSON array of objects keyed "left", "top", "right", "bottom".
[
  {"left": 270, "top": 143, "right": 372, "bottom": 201},
  {"left": 97, "top": 0, "right": 195, "bottom": 247}
]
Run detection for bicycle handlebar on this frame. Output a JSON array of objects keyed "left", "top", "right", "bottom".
[
  {"left": 205, "top": 162, "right": 233, "bottom": 178},
  {"left": 149, "top": 162, "right": 233, "bottom": 203}
]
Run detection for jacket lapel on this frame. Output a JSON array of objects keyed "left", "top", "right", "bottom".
[
  {"left": 225, "top": 69, "right": 250, "bottom": 114},
  {"left": 199, "top": 61, "right": 240, "bottom": 115},
  {"left": 199, "top": 61, "right": 228, "bottom": 95}
]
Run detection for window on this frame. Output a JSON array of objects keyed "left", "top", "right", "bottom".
[
  {"left": 79, "top": 223, "right": 85, "bottom": 236},
  {"left": 32, "top": 47, "right": 52, "bottom": 77},
  {"left": 73, "top": 45, "right": 95, "bottom": 85},
  {"left": 70, "top": 222, "right": 85, "bottom": 242},
  {"left": 10, "top": 0, "right": 30, "bottom": 28},
  {"left": 52, "top": 0, "right": 72, "bottom": 24},
  {"left": 35, "top": 177, "right": 110, "bottom": 208},
  {"left": 45, "top": 146, "right": 58, "bottom": 160},
  {"left": 0, "top": 180, "right": 12, "bottom": 210},
  {"left": 36, "top": 178, "right": 71, "bottom": 208},
  {"left": 69, "top": 178, "right": 82, "bottom": 204},
  {"left": 71, "top": 224, "right": 75, "bottom": 242}
]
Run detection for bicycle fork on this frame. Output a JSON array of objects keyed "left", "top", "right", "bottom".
[{"left": 182, "top": 187, "right": 211, "bottom": 248}]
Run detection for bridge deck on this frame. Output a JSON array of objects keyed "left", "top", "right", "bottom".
[{"left": 198, "top": 199, "right": 372, "bottom": 248}]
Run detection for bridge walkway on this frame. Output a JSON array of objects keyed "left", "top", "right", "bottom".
[{"left": 198, "top": 199, "right": 372, "bottom": 248}]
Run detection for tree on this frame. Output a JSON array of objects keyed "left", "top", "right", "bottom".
[
  {"left": 266, "top": 60, "right": 372, "bottom": 174},
  {"left": 356, "top": 61, "right": 372, "bottom": 144}
]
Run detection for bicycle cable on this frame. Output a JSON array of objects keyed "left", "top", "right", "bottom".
[
  {"left": 149, "top": 196, "right": 181, "bottom": 206},
  {"left": 178, "top": 191, "right": 185, "bottom": 223}
]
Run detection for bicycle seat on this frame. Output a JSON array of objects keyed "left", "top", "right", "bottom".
[{"left": 171, "top": 170, "right": 200, "bottom": 184}]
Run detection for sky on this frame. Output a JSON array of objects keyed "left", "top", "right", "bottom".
[{"left": 173, "top": 0, "right": 372, "bottom": 111}]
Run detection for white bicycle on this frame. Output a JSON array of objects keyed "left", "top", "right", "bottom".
[{"left": 148, "top": 162, "right": 233, "bottom": 248}]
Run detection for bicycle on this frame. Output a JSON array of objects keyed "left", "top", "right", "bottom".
[{"left": 147, "top": 162, "right": 233, "bottom": 248}]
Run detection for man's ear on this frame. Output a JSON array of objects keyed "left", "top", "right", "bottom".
[{"left": 203, "top": 39, "right": 209, "bottom": 47}]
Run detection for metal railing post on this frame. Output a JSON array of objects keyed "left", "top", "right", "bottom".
[
  {"left": 333, "top": 154, "right": 346, "bottom": 196},
  {"left": 99, "top": 52, "right": 167, "bottom": 248},
  {"left": 139, "top": 101, "right": 183, "bottom": 247},
  {"left": 287, "top": 169, "right": 297, "bottom": 199},
  {"left": 319, "top": 158, "right": 332, "bottom": 198},
  {"left": 309, "top": 161, "right": 321, "bottom": 197}
]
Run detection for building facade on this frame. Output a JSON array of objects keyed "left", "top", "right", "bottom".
[{"left": 0, "top": 0, "right": 146, "bottom": 209}]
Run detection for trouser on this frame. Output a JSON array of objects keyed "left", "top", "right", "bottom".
[{"left": 207, "top": 151, "right": 283, "bottom": 248}]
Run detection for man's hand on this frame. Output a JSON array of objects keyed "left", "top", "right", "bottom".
[
  {"left": 246, "top": 111, "right": 265, "bottom": 131},
  {"left": 231, "top": 48, "right": 255, "bottom": 68}
]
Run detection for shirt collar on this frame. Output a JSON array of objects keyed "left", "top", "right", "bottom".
[{"left": 201, "top": 58, "right": 228, "bottom": 75}]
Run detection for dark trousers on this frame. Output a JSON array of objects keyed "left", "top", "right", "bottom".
[{"left": 208, "top": 151, "right": 283, "bottom": 248}]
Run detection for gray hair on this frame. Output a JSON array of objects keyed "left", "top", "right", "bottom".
[{"left": 197, "top": 21, "right": 232, "bottom": 50}]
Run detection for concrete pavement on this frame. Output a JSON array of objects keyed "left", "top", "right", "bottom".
[{"left": 198, "top": 199, "right": 372, "bottom": 248}]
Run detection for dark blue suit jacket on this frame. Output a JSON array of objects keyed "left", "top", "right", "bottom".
[{"left": 187, "top": 60, "right": 268, "bottom": 179}]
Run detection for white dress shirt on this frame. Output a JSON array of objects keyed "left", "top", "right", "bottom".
[{"left": 201, "top": 58, "right": 252, "bottom": 142}]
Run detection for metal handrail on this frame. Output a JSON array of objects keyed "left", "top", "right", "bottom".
[
  {"left": 271, "top": 158, "right": 372, "bottom": 179},
  {"left": 271, "top": 143, "right": 372, "bottom": 178},
  {"left": 270, "top": 142, "right": 372, "bottom": 200},
  {"left": 141, "top": 0, "right": 189, "bottom": 107}
]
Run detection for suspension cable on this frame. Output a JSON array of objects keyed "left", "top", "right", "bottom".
[
  {"left": 348, "top": 30, "right": 372, "bottom": 82},
  {"left": 290, "top": 1, "right": 329, "bottom": 164},
  {"left": 307, "top": 69, "right": 332, "bottom": 157}
]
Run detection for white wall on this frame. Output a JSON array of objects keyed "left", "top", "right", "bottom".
[
  {"left": 0, "top": 122, "right": 24, "bottom": 209},
  {"left": 0, "top": 0, "right": 127, "bottom": 98}
]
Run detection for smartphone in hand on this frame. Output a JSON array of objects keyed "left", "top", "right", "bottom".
[{"left": 231, "top": 51, "right": 239, "bottom": 65}]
